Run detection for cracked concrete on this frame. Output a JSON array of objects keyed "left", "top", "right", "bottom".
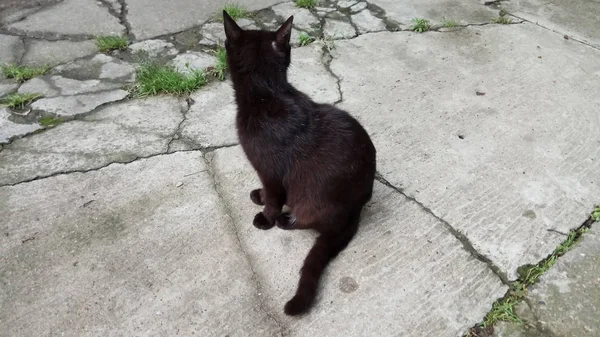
[{"left": 1, "top": 0, "right": 599, "bottom": 336}]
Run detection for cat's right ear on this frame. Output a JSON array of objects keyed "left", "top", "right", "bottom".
[
  {"left": 223, "top": 10, "right": 242, "bottom": 41},
  {"left": 275, "top": 15, "right": 294, "bottom": 45}
]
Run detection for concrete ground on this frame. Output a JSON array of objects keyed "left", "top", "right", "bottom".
[{"left": 1, "top": 0, "right": 599, "bottom": 336}]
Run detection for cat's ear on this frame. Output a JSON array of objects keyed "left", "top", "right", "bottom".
[
  {"left": 223, "top": 10, "right": 242, "bottom": 41},
  {"left": 275, "top": 16, "right": 294, "bottom": 45}
]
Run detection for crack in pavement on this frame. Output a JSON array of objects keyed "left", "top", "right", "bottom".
[
  {"left": 375, "top": 172, "right": 511, "bottom": 285},
  {"left": 166, "top": 97, "right": 193, "bottom": 153},
  {"left": 202, "top": 151, "right": 287, "bottom": 337}
]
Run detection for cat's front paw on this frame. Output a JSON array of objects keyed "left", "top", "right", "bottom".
[
  {"left": 250, "top": 189, "right": 264, "bottom": 206},
  {"left": 253, "top": 212, "right": 274, "bottom": 230},
  {"left": 275, "top": 212, "right": 296, "bottom": 230}
]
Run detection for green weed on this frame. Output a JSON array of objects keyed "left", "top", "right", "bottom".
[
  {"left": 131, "top": 63, "right": 208, "bottom": 97},
  {"left": 492, "top": 16, "right": 513, "bottom": 24},
  {"left": 411, "top": 18, "right": 431, "bottom": 33},
  {"left": 0, "top": 93, "right": 43, "bottom": 109},
  {"left": 0, "top": 64, "right": 50, "bottom": 82},
  {"left": 95, "top": 35, "right": 128, "bottom": 52},
  {"left": 298, "top": 33, "right": 315, "bottom": 46},
  {"left": 222, "top": 4, "right": 250, "bottom": 20},
  {"left": 39, "top": 116, "right": 64, "bottom": 127},
  {"left": 296, "top": 0, "right": 317, "bottom": 9},
  {"left": 209, "top": 47, "right": 228, "bottom": 81}
]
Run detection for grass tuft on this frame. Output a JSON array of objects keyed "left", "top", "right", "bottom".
[
  {"left": 296, "top": 0, "right": 317, "bottom": 9},
  {"left": 208, "top": 47, "right": 228, "bottom": 81},
  {"left": 132, "top": 63, "right": 208, "bottom": 97},
  {"left": 411, "top": 18, "right": 430, "bottom": 33},
  {"left": 298, "top": 33, "right": 315, "bottom": 46},
  {"left": 492, "top": 16, "right": 513, "bottom": 24},
  {"left": 222, "top": 3, "right": 250, "bottom": 20},
  {"left": 591, "top": 205, "right": 600, "bottom": 222},
  {"left": 0, "top": 93, "right": 43, "bottom": 109},
  {"left": 95, "top": 35, "right": 128, "bottom": 52},
  {"left": 39, "top": 116, "right": 64, "bottom": 127},
  {"left": 1, "top": 64, "right": 51, "bottom": 82},
  {"left": 442, "top": 18, "right": 457, "bottom": 28}
]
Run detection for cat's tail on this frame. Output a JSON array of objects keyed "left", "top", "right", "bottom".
[{"left": 284, "top": 209, "right": 361, "bottom": 316}]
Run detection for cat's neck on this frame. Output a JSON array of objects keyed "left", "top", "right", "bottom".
[{"left": 230, "top": 71, "right": 293, "bottom": 102}]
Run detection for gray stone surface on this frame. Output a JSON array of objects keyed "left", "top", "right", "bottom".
[
  {"left": 330, "top": 25, "right": 600, "bottom": 279},
  {"left": 351, "top": 10, "right": 387, "bottom": 33},
  {"left": 0, "top": 152, "right": 279, "bottom": 336},
  {"left": 369, "top": 0, "right": 498, "bottom": 27},
  {"left": 272, "top": 2, "right": 320, "bottom": 31},
  {"left": 207, "top": 145, "right": 507, "bottom": 337},
  {"left": 350, "top": 2, "right": 368, "bottom": 13},
  {"left": 0, "top": 107, "right": 43, "bottom": 143},
  {"left": 0, "top": 34, "right": 24, "bottom": 64},
  {"left": 31, "top": 89, "right": 128, "bottom": 116},
  {"left": 18, "top": 75, "right": 122, "bottom": 97},
  {"left": 126, "top": 0, "right": 282, "bottom": 40},
  {"left": 181, "top": 81, "right": 237, "bottom": 148},
  {"left": 8, "top": 0, "right": 124, "bottom": 36},
  {"left": 199, "top": 22, "right": 227, "bottom": 45},
  {"left": 0, "top": 81, "right": 19, "bottom": 98},
  {"left": 324, "top": 19, "right": 357, "bottom": 40},
  {"left": 170, "top": 51, "right": 217, "bottom": 74},
  {"left": 288, "top": 42, "right": 340, "bottom": 104},
  {"left": 506, "top": 0, "right": 600, "bottom": 49},
  {"left": 128, "top": 39, "right": 179, "bottom": 57},
  {"left": 0, "top": 96, "right": 182, "bottom": 185},
  {"left": 54, "top": 54, "right": 136, "bottom": 82},
  {"left": 21, "top": 39, "right": 98, "bottom": 66}
]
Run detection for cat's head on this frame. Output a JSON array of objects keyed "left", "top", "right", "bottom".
[{"left": 222, "top": 11, "right": 294, "bottom": 77}]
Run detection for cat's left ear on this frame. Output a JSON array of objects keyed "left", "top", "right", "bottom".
[
  {"left": 223, "top": 10, "right": 242, "bottom": 41},
  {"left": 275, "top": 16, "right": 294, "bottom": 45}
]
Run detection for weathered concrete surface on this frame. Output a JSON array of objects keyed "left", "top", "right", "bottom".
[
  {"left": 21, "top": 39, "right": 98, "bottom": 66},
  {"left": 0, "top": 96, "right": 182, "bottom": 185},
  {"left": 288, "top": 42, "right": 340, "bottom": 104},
  {"left": 0, "top": 152, "right": 280, "bottom": 336},
  {"left": 31, "top": 89, "right": 129, "bottom": 117},
  {"left": 8, "top": 0, "right": 124, "bottom": 36},
  {"left": 494, "top": 228, "right": 600, "bottom": 337},
  {"left": 330, "top": 25, "right": 600, "bottom": 279},
  {"left": 370, "top": 0, "right": 499, "bottom": 27},
  {"left": 54, "top": 54, "right": 136, "bottom": 82},
  {"left": 506, "top": 0, "right": 600, "bottom": 49},
  {"left": 126, "top": 0, "right": 282, "bottom": 40},
  {"left": 0, "top": 34, "right": 24, "bottom": 64},
  {"left": 0, "top": 107, "right": 42, "bottom": 143},
  {"left": 324, "top": 19, "right": 357, "bottom": 40},
  {"left": 207, "top": 145, "right": 507, "bottom": 337}
]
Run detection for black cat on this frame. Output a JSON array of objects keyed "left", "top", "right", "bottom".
[{"left": 223, "top": 11, "right": 376, "bottom": 316}]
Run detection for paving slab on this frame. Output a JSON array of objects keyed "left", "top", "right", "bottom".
[
  {"left": 330, "top": 25, "right": 600, "bottom": 279},
  {"left": 369, "top": 0, "right": 499, "bottom": 27},
  {"left": 54, "top": 54, "right": 136, "bottom": 82},
  {"left": 126, "top": 0, "right": 282, "bottom": 40},
  {"left": 0, "top": 152, "right": 280, "bottom": 336},
  {"left": 0, "top": 34, "right": 24, "bottom": 65},
  {"left": 0, "top": 80, "right": 19, "bottom": 98},
  {"left": 0, "top": 96, "right": 183, "bottom": 186},
  {"left": 506, "top": 0, "right": 600, "bottom": 49},
  {"left": 31, "top": 89, "right": 129, "bottom": 117},
  {"left": 21, "top": 39, "right": 98, "bottom": 66},
  {"left": 0, "top": 107, "right": 43, "bottom": 143},
  {"left": 207, "top": 145, "right": 506, "bottom": 337},
  {"left": 7, "top": 0, "right": 124, "bottom": 37}
]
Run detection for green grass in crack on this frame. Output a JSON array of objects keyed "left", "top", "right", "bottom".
[
  {"left": 39, "top": 116, "right": 64, "bottom": 127},
  {"left": 209, "top": 47, "right": 228, "bottom": 81},
  {"left": 0, "top": 93, "right": 43, "bottom": 109},
  {"left": 296, "top": 0, "right": 317, "bottom": 9},
  {"left": 298, "top": 32, "right": 315, "bottom": 46},
  {"left": 467, "top": 224, "right": 591, "bottom": 336},
  {"left": 0, "top": 64, "right": 50, "bottom": 82},
  {"left": 95, "top": 35, "right": 128, "bottom": 52},
  {"left": 492, "top": 16, "right": 512, "bottom": 24},
  {"left": 132, "top": 63, "right": 208, "bottom": 97},
  {"left": 591, "top": 205, "right": 600, "bottom": 222},
  {"left": 222, "top": 3, "right": 250, "bottom": 20},
  {"left": 442, "top": 18, "right": 457, "bottom": 28},
  {"left": 411, "top": 18, "right": 431, "bottom": 33}
]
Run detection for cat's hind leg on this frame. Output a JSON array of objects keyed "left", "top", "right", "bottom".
[{"left": 250, "top": 189, "right": 265, "bottom": 205}]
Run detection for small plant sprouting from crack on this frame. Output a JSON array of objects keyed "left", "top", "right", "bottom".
[
  {"left": 0, "top": 93, "right": 43, "bottom": 109},
  {"left": 492, "top": 10, "right": 512, "bottom": 24},
  {"left": 132, "top": 63, "right": 207, "bottom": 97},
  {"left": 465, "top": 223, "right": 591, "bottom": 336},
  {"left": 591, "top": 205, "right": 600, "bottom": 222},
  {"left": 442, "top": 17, "right": 457, "bottom": 28},
  {"left": 39, "top": 116, "right": 64, "bottom": 127},
  {"left": 221, "top": 3, "right": 250, "bottom": 20},
  {"left": 411, "top": 18, "right": 431, "bottom": 33},
  {"left": 208, "top": 47, "right": 228, "bottom": 81},
  {"left": 298, "top": 33, "right": 315, "bottom": 47},
  {"left": 295, "top": 0, "right": 317, "bottom": 9},
  {"left": 95, "top": 35, "right": 128, "bottom": 52},
  {"left": 1, "top": 64, "right": 51, "bottom": 82}
]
